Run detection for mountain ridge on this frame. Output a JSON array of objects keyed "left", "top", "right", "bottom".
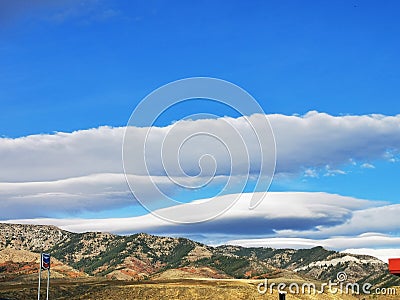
[{"left": 1, "top": 223, "right": 399, "bottom": 288}]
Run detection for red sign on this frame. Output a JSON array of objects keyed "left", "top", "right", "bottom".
[{"left": 389, "top": 258, "right": 400, "bottom": 275}]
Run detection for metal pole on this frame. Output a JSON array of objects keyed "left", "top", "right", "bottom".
[
  {"left": 46, "top": 269, "right": 50, "bottom": 300},
  {"left": 37, "top": 253, "right": 42, "bottom": 300}
]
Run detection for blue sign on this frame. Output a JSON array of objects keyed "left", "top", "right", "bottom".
[{"left": 41, "top": 253, "right": 51, "bottom": 270}]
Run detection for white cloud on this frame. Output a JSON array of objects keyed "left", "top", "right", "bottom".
[
  {"left": 323, "top": 165, "right": 347, "bottom": 177},
  {"left": 228, "top": 234, "right": 400, "bottom": 251},
  {"left": 273, "top": 204, "right": 400, "bottom": 239},
  {"left": 341, "top": 248, "right": 400, "bottom": 263},
  {"left": 304, "top": 168, "right": 318, "bottom": 178},
  {"left": 2, "top": 112, "right": 400, "bottom": 182},
  {"left": 270, "top": 112, "right": 400, "bottom": 173},
  {"left": 2, "top": 191, "right": 382, "bottom": 235},
  {"left": 0, "top": 173, "right": 233, "bottom": 219},
  {"left": 361, "top": 163, "right": 375, "bottom": 169},
  {"left": 315, "top": 204, "right": 400, "bottom": 236},
  {"left": 0, "top": 173, "right": 132, "bottom": 218},
  {"left": 1, "top": 112, "right": 400, "bottom": 217},
  {"left": 383, "top": 150, "right": 399, "bottom": 163},
  {"left": 0, "top": 126, "right": 125, "bottom": 182}
]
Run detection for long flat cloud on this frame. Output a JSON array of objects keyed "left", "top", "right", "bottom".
[
  {"left": 2, "top": 112, "right": 400, "bottom": 182},
  {"left": 3, "top": 191, "right": 386, "bottom": 237},
  {"left": 1, "top": 112, "right": 400, "bottom": 217}
]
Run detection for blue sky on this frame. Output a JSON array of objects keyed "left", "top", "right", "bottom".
[
  {"left": 1, "top": 1, "right": 400, "bottom": 260},
  {"left": 1, "top": 0, "right": 400, "bottom": 137}
]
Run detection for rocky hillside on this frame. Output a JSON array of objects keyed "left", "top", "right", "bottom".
[
  {"left": 0, "top": 248, "right": 86, "bottom": 281},
  {"left": 0, "top": 223, "right": 72, "bottom": 251},
  {"left": 0, "top": 223, "right": 399, "bottom": 287}
]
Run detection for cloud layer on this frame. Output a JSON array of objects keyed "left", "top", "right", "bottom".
[
  {"left": 3, "top": 112, "right": 400, "bottom": 182},
  {"left": 0, "top": 112, "right": 400, "bottom": 219},
  {"left": 1, "top": 112, "right": 400, "bottom": 218},
  {"left": 4, "top": 191, "right": 399, "bottom": 261},
  {"left": 3, "top": 191, "right": 379, "bottom": 234}
]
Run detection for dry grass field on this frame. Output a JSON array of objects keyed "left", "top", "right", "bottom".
[{"left": 0, "top": 278, "right": 398, "bottom": 300}]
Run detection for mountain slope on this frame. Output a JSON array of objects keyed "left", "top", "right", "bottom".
[
  {"left": 213, "top": 244, "right": 399, "bottom": 287},
  {"left": 0, "top": 248, "right": 86, "bottom": 281}
]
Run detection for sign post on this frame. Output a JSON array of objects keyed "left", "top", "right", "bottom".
[
  {"left": 46, "top": 268, "right": 50, "bottom": 300},
  {"left": 37, "top": 252, "right": 42, "bottom": 300},
  {"left": 37, "top": 253, "right": 51, "bottom": 300}
]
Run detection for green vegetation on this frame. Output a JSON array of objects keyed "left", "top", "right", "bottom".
[
  {"left": 288, "top": 246, "right": 334, "bottom": 268},
  {"left": 158, "top": 239, "right": 195, "bottom": 269},
  {"left": 49, "top": 233, "right": 82, "bottom": 259},
  {"left": 196, "top": 255, "right": 250, "bottom": 277},
  {"left": 233, "top": 246, "right": 275, "bottom": 260}
]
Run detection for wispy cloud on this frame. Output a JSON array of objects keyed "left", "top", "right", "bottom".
[
  {"left": 0, "top": 0, "right": 121, "bottom": 25},
  {"left": 361, "top": 163, "right": 375, "bottom": 169}
]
